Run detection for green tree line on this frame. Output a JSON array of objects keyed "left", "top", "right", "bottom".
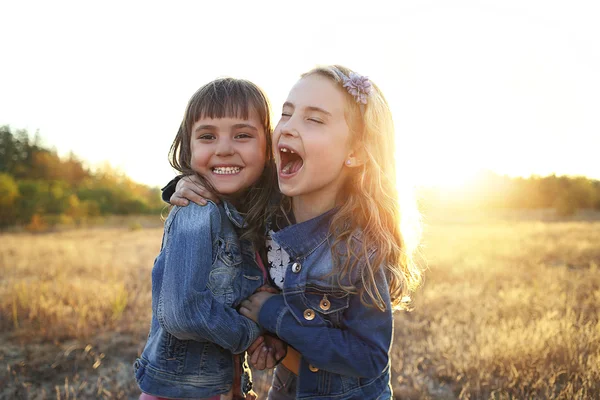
[
  {"left": 419, "top": 170, "right": 600, "bottom": 216},
  {"left": 2, "top": 126, "right": 598, "bottom": 227},
  {"left": 0, "top": 126, "right": 164, "bottom": 228}
]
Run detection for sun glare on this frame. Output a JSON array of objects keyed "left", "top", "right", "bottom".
[{"left": 394, "top": 141, "right": 481, "bottom": 189}]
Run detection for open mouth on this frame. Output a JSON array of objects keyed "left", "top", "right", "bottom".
[
  {"left": 212, "top": 166, "right": 242, "bottom": 175},
  {"left": 279, "top": 146, "right": 304, "bottom": 176}
]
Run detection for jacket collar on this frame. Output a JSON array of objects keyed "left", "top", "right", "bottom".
[
  {"left": 222, "top": 200, "right": 247, "bottom": 229},
  {"left": 271, "top": 207, "right": 338, "bottom": 260}
]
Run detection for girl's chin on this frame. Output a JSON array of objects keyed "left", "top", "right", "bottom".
[
  {"left": 277, "top": 180, "right": 302, "bottom": 197},
  {"left": 212, "top": 183, "right": 246, "bottom": 196}
]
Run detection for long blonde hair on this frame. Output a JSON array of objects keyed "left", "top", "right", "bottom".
[{"left": 302, "top": 65, "right": 422, "bottom": 311}]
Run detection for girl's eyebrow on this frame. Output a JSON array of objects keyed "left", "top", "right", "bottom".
[
  {"left": 194, "top": 124, "right": 217, "bottom": 132},
  {"left": 306, "top": 106, "right": 332, "bottom": 116},
  {"left": 231, "top": 123, "right": 258, "bottom": 132},
  {"left": 194, "top": 123, "right": 258, "bottom": 132},
  {"left": 283, "top": 101, "right": 331, "bottom": 116}
]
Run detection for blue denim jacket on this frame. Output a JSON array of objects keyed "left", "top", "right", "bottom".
[
  {"left": 134, "top": 201, "right": 265, "bottom": 398},
  {"left": 259, "top": 209, "right": 394, "bottom": 399}
]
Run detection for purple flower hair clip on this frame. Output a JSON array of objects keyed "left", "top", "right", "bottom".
[{"left": 342, "top": 72, "right": 373, "bottom": 105}]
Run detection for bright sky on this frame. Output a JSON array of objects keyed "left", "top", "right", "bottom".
[{"left": 1, "top": 0, "right": 599, "bottom": 188}]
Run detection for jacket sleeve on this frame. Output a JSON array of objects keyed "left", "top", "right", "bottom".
[
  {"left": 157, "top": 202, "right": 261, "bottom": 354},
  {"left": 258, "top": 266, "right": 392, "bottom": 378}
]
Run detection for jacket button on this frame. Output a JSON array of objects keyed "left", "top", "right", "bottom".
[
  {"left": 319, "top": 297, "right": 330, "bottom": 311},
  {"left": 309, "top": 364, "right": 319, "bottom": 372},
  {"left": 303, "top": 309, "right": 315, "bottom": 320},
  {"left": 291, "top": 262, "right": 301, "bottom": 273}
]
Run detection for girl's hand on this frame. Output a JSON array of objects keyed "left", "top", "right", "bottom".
[
  {"left": 170, "top": 175, "right": 219, "bottom": 206},
  {"left": 239, "top": 291, "right": 276, "bottom": 323},
  {"left": 248, "top": 334, "right": 287, "bottom": 370},
  {"left": 255, "top": 284, "right": 279, "bottom": 294},
  {"left": 247, "top": 335, "right": 265, "bottom": 355}
]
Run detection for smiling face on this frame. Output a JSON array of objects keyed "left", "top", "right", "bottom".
[
  {"left": 273, "top": 74, "right": 354, "bottom": 207},
  {"left": 190, "top": 111, "right": 267, "bottom": 196}
]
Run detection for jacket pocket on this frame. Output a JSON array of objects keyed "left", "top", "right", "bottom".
[
  {"left": 216, "top": 238, "right": 243, "bottom": 267},
  {"left": 207, "top": 266, "right": 238, "bottom": 306},
  {"left": 161, "top": 332, "right": 188, "bottom": 374},
  {"left": 302, "top": 286, "right": 350, "bottom": 328}
]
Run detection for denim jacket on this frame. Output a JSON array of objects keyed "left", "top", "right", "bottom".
[
  {"left": 259, "top": 209, "right": 394, "bottom": 399},
  {"left": 134, "top": 201, "right": 265, "bottom": 398}
]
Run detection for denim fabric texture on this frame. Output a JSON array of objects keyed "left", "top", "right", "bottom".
[
  {"left": 267, "top": 365, "right": 393, "bottom": 400},
  {"left": 267, "top": 364, "right": 297, "bottom": 400},
  {"left": 259, "top": 209, "right": 394, "bottom": 399},
  {"left": 135, "top": 201, "right": 264, "bottom": 399}
]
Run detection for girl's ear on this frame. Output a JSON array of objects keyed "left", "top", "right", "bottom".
[{"left": 345, "top": 147, "right": 367, "bottom": 168}]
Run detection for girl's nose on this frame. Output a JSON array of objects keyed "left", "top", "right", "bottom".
[
  {"left": 215, "top": 139, "right": 235, "bottom": 156},
  {"left": 280, "top": 119, "right": 299, "bottom": 138}
]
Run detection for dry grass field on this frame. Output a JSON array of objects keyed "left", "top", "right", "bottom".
[{"left": 1, "top": 211, "right": 599, "bottom": 399}]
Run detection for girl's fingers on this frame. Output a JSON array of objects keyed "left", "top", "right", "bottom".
[
  {"left": 264, "top": 336, "right": 286, "bottom": 363},
  {"left": 239, "top": 306, "right": 250, "bottom": 317},
  {"left": 247, "top": 336, "right": 264, "bottom": 354},
  {"left": 169, "top": 195, "right": 189, "bottom": 207},
  {"left": 256, "top": 346, "right": 268, "bottom": 370},
  {"left": 250, "top": 346, "right": 263, "bottom": 369},
  {"left": 256, "top": 285, "right": 279, "bottom": 294},
  {"left": 250, "top": 345, "right": 267, "bottom": 370},
  {"left": 179, "top": 176, "right": 220, "bottom": 203},
  {"left": 275, "top": 348, "right": 286, "bottom": 361},
  {"left": 178, "top": 187, "right": 207, "bottom": 206},
  {"left": 265, "top": 348, "right": 277, "bottom": 369},
  {"left": 240, "top": 299, "right": 251, "bottom": 309},
  {"left": 255, "top": 285, "right": 278, "bottom": 294}
]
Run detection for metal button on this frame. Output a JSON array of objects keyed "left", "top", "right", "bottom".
[
  {"left": 291, "top": 262, "right": 301, "bottom": 273},
  {"left": 303, "top": 309, "right": 315, "bottom": 320},
  {"left": 319, "top": 296, "right": 330, "bottom": 311},
  {"left": 309, "top": 364, "right": 319, "bottom": 372}
]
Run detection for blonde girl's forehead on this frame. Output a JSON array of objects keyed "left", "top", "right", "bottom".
[{"left": 287, "top": 75, "right": 347, "bottom": 115}]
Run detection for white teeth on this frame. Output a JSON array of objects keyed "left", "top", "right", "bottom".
[
  {"left": 213, "top": 166, "right": 241, "bottom": 175},
  {"left": 280, "top": 147, "right": 295, "bottom": 154}
]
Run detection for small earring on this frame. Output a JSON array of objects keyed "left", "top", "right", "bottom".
[{"left": 346, "top": 159, "right": 352, "bottom": 166}]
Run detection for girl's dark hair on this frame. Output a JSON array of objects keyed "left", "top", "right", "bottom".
[{"left": 169, "top": 77, "right": 276, "bottom": 248}]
